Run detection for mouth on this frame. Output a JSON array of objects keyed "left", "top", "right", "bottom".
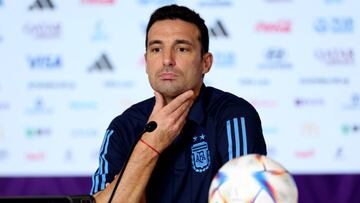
[{"left": 159, "top": 72, "right": 178, "bottom": 80}]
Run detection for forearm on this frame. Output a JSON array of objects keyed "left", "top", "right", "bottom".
[
  {"left": 93, "top": 90, "right": 194, "bottom": 203},
  {"left": 94, "top": 140, "right": 159, "bottom": 203}
]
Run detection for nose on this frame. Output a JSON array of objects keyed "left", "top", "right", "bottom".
[{"left": 162, "top": 48, "right": 175, "bottom": 67}]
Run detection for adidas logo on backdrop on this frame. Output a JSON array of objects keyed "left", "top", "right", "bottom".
[
  {"left": 209, "top": 20, "right": 229, "bottom": 38},
  {"left": 88, "top": 53, "right": 114, "bottom": 72},
  {"left": 29, "top": 0, "right": 55, "bottom": 10}
]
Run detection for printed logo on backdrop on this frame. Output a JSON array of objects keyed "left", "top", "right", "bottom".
[
  {"left": 265, "top": 0, "right": 293, "bottom": 3},
  {"left": 294, "top": 148, "right": 316, "bottom": 159},
  {"left": 26, "top": 127, "right": 52, "bottom": 139},
  {"left": 25, "top": 97, "right": 53, "bottom": 114},
  {"left": 314, "top": 17, "right": 353, "bottom": 33},
  {"left": 91, "top": 20, "right": 109, "bottom": 41},
  {"left": 209, "top": 20, "right": 229, "bottom": 38},
  {"left": 295, "top": 97, "right": 324, "bottom": 107},
  {"left": 256, "top": 19, "right": 292, "bottom": 33},
  {"left": 249, "top": 99, "right": 277, "bottom": 108},
  {"left": 69, "top": 100, "right": 98, "bottom": 111},
  {"left": 27, "top": 81, "right": 75, "bottom": 90},
  {"left": 23, "top": 22, "right": 61, "bottom": 39},
  {"left": 342, "top": 93, "right": 360, "bottom": 110},
  {"left": 325, "top": 0, "right": 343, "bottom": 3},
  {"left": 29, "top": 0, "right": 55, "bottom": 10},
  {"left": 81, "top": 0, "right": 115, "bottom": 5},
  {"left": 26, "top": 151, "right": 46, "bottom": 161},
  {"left": 314, "top": 48, "right": 354, "bottom": 66},
  {"left": 91, "top": 148, "right": 100, "bottom": 160},
  {"left": 258, "top": 47, "right": 292, "bottom": 69},
  {"left": 0, "top": 101, "right": 10, "bottom": 111},
  {"left": 104, "top": 80, "right": 134, "bottom": 88},
  {"left": 0, "top": 150, "right": 8, "bottom": 161},
  {"left": 137, "top": 0, "right": 176, "bottom": 5},
  {"left": 27, "top": 55, "right": 62, "bottom": 69},
  {"left": 238, "top": 78, "right": 271, "bottom": 86},
  {"left": 341, "top": 124, "right": 360, "bottom": 136},
  {"left": 197, "top": 0, "right": 232, "bottom": 6},
  {"left": 213, "top": 51, "right": 235, "bottom": 67},
  {"left": 262, "top": 126, "right": 279, "bottom": 136},
  {"left": 70, "top": 128, "right": 98, "bottom": 138},
  {"left": 300, "top": 122, "right": 320, "bottom": 136},
  {"left": 334, "top": 146, "right": 343, "bottom": 157},
  {"left": 88, "top": 53, "right": 114, "bottom": 72},
  {"left": 191, "top": 134, "right": 210, "bottom": 172},
  {"left": 299, "top": 77, "right": 349, "bottom": 85},
  {"left": 64, "top": 149, "right": 73, "bottom": 161},
  {"left": 0, "top": 128, "right": 4, "bottom": 142}
]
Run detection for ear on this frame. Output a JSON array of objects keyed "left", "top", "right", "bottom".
[
  {"left": 202, "top": 52, "right": 213, "bottom": 74},
  {"left": 144, "top": 53, "right": 149, "bottom": 74}
]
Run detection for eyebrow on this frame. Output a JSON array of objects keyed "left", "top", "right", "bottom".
[{"left": 148, "top": 39, "right": 194, "bottom": 47}]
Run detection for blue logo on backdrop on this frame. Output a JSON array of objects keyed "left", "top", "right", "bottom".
[
  {"left": 28, "top": 55, "right": 62, "bottom": 69},
  {"left": 0, "top": 101, "right": 10, "bottom": 111},
  {"left": 343, "top": 93, "right": 360, "bottom": 110},
  {"left": 258, "top": 47, "right": 292, "bottom": 69},
  {"left": 69, "top": 100, "right": 98, "bottom": 110},
  {"left": 197, "top": 0, "right": 232, "bottom": 6},
  {"left": 91, "top": 20, "right": 109, "bottom": 41},
  {"left": 314, "top": 17, "right": 353, "bottom": 33},
  {"left": 191, "top": 134, "right": 210, "bottom": 172},
  {"left": 213, "top": 51, "right": 235, "bottom": 67},
  {"left": 325, "top": 0, "right": 343, "bottom": 3},
  {"left": 25, "top": 97, "right": 53, "bottom": 114}
]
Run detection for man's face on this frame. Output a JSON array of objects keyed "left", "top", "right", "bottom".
[{"left": 145, "top": 19, "right": 212, "bottom": 99}]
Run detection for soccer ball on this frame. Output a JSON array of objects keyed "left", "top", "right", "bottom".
[{"left": 209, "top": 154, "right": 298, "bottom": 203}]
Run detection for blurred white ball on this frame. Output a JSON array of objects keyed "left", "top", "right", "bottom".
[{"left": 209, "top": 154, "right": 298, "bottom": 203}]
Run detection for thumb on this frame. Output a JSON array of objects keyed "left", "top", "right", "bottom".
[{"left": 152, "top": 91, "right": 165, "bottom": 113}]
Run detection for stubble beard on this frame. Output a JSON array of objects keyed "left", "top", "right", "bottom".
[{"left": 152, "top": 80, "right": 186, "bottom": 99}]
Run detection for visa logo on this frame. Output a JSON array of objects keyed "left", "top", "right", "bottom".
[{"left": 28, "top": 55, "right": 62, "bottom": 69}]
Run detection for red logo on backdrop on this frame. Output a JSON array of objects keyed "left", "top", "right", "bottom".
[
  {"left": 255, "top": 20, "right": 292, "bottom": 33},
  {"left": 26, "top": 151, "right": 46, "bottom": 161},
  {"left": 294, "top": 149, "right": 316, "bottom": 158}
]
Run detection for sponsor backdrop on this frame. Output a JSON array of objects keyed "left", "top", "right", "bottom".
[{"left": 0, "top": 0, "right": 359, "bottom": 201}]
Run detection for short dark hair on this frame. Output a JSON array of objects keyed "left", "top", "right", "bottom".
[{"left": 145, "top": 4, "right": 209, "bottom": 55}]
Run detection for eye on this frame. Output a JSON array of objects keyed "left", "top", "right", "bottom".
[
  {"left": 177, "top": 47, "right": 189, "bottom": 52},
  {"left": 150, "top": 47, "right": 161, "bottom": 53}
]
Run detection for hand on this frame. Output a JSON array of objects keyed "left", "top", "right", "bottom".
[{"left": 142, "top": 90, "right": 194, "bottom": 153}]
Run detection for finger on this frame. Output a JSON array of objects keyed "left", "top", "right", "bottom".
[
  {"left": 106, "top": 183, "right": 110, "bottom": 188},
  {"left": 172, "top": 101, "right": 193, "bottom": 130},
  {"left": 171, "top": 99, "right": 193, "bottom": 122},
  {"left": 152, "top": 91, "right": 165, "bottom": 113},
  {"left": 164, "top": 90, "right": 194, "bottom": 114}
]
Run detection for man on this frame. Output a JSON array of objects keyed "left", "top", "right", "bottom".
[{"left": 91, "top": 4, "right": 267, "bottom": 203}]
